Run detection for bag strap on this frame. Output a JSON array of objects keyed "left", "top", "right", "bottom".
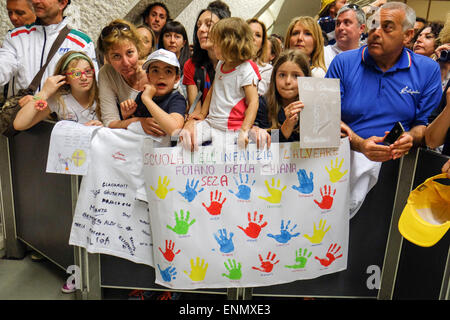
[{"left": 28, "top": 25, "right": 71, "bottom": 92}]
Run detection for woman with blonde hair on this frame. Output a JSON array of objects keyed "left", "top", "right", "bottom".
[
  {"left": 97, "top": 19, "right": 165, "bottom": 136},
  {"left": 285, "top": 16, "right": 327, "bottom": 78},
  {"left": 247, "top": 18, "right": 273, "bottom": 96}
]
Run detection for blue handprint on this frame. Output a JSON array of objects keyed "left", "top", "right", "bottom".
[
  {"left": 157, "top": 264, "right": 177, "bottom": 282},
  {"left": 213, "top": 228, "right": 235, "bottom": 253},
  {"left": 228, "top": 173, "right": 255, "bottom": 200},
  {"left": 292, "top": 169, "right": 314, "bottom": 194},
  {"left": 178, "top": 178, "right": 204, "bottom": 202},
  {"left": 267, "top": 220, "right": 300, "bottom": 244}
]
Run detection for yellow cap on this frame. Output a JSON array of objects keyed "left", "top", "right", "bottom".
[
  {"left": 398, "top": 173, "right": 450, "bottom": 247},
  {"left": 319, "top": 0, "right": 336, "bottom": 16}
]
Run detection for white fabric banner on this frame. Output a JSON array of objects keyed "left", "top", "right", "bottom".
[
  {"left": 142, "top": 138, "right": 350, "bottom": 289},
  {"left": 69, "top": 127, "right": 154, "bottom": 266}
]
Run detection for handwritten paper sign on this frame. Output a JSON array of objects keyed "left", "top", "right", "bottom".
[
  {"left": 298, "top": 78, "right": 341, "bottom": 149},
  {"left": 69, "top": 128, "right": 153, "bottom": 266},
  {"left": 46, "top": 120, "right": 101, "bottom": 175},
  {"left": 142, "top": 138, "right": 350, "bottom": 289}
]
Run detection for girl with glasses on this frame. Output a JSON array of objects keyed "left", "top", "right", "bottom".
[{"left": 14, "top": 50, "right": 102, "bottom": 130}]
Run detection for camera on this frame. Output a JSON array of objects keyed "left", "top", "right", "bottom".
[{"left": 438, "top": 50, "right": 449, "bottom": 63}]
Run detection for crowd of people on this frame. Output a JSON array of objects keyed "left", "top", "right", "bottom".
[{"left": 1, "top": 0, "right": 450, "bottom": 293}]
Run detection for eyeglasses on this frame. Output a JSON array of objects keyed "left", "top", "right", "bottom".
[
  {"left": 65, "top": 68, "right": 95, "bottom": 79},
  {"left": 100, "top": 23, "right": 131, "bottom": 40}
]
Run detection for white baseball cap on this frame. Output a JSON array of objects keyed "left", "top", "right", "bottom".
[{"left": 142, "top": 49, "right": 180, "bottom": 72}]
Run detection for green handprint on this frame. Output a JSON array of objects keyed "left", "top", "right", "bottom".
[
  {"left": 303, "top": 219, "right": 330, "bottom": 244},
  {"left": 150, "top": 176, "right": 174, "bottom": 199},
  {"left": 222, "top": 259, "right": 242, "bottom": 280},
  {"left": 285, "top": 248, "right": 312, "bottom": 269},
  {"left": 166, "top": 209, "right": 196, "bottom": 235},
  {"left": 325, "top": 158, "right": 348, "bottom": 183},
  {"left": 258, "top": 178, "right": 286, "bottom": 204},
  {"left": 184, "top": 257, "right": 208, "bottom": 281}
]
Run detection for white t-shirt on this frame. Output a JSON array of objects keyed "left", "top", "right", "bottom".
[
  {"left": 48, "top": 94, "right": 98, "bottom": 124},
  {"left": 207, "top": 60, "right": 260, "bottom": 131},
  {"left": 324, "top": 44, "right": 343, "bottom": 70},
  {"left": 257, "top": 62, "right": 273, "bottom": 96}
]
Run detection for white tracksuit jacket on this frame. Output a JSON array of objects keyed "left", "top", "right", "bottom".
[{"left": 0, "top": 18, "right": 98, "bottom": 96}]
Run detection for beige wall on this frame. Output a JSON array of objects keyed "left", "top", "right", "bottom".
[{"left": 406, "top": 0, "right": 450, "bottom": 23}]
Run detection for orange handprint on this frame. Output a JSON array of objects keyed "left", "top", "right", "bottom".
[
  {"left": 314, "top": 185, "right": 336, "bottom": 210},
  {"left": 238, "top": 211, "right": 267, "bottom": 239},
  {"left": 315, "top": 243, "right": 343, "bottom": 267},
  {"left": 202, "top": 190, "right": 227, "bottom": 216},
  {"left": 158, "top": 240, "right": 180, "bottom": 262},
  {"left": 252, "top": 251, "right": 279, "bottom": 273}
]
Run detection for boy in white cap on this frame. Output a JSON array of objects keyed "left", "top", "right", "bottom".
[{"left": 120, "top": 49, "right": 186, "bottom": 145}]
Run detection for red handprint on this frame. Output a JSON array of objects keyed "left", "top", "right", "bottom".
[
  {"left": 238, "top": 211, "right": 267, "bottom": 239},
  {"left": 159, "top": 240, "right": 180, "bottom": 262},
  {"left": 252, "top": 251, "right": 279, "bottom": 273},
  {"left": 314, "top": 185, "right": 336, "bottom": 210},
  {"left": 315, "top": 243, "right": 343, "bottom": 267},
  {"left": 202, "top": 190, "right": 227, "bottom": 216}
]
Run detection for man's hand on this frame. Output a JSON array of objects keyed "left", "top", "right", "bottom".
[
  {"left": 359, "top": 136, "right": 392, "bottom": 162},
  {"left": 390, "top": 131, "right": 413, "bottom": 159}
]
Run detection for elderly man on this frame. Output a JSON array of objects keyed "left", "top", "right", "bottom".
[
  {"left": 0, "top": 0, "right": 98, "bottom": 97},
  {"left": 324, "top": 4, "right": 366, "bottom": 69},
  {"left": 6, "top": 0, "right": 36, "bottom": 28},
  {"left": 326, "top": 2, "right": 442, "bottom": 162}
]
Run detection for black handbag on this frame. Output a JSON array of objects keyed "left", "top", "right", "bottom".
[{"left": 0, "top": 26, "right": 71, "bottom": 137}]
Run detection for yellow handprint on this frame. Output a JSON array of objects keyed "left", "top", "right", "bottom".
[
  {"left": 303, "top": 219, "right": 330, "bottom": 244},
  {"left": 184, "top": 257, "right": 208, "bottom": 281},
  {"left": 258, "top": 178, "right": 287, "bottom": 204},
  {"left": 150, "top": 176, "right": 174, "bottom": 199},
  {"left": 326, "top": 158, "right": 348, "bottom": 183}
]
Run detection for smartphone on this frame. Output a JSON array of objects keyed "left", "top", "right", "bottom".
[{"left": 383, "top": 121, "right": 405, "bottom": 145}]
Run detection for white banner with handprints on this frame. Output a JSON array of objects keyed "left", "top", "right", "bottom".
[{"left": 143, "top": 138, "right": 350, "bottom": 289}]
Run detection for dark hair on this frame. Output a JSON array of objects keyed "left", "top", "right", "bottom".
[
  {"left": 416, "top": 17, "right": 427, "bottom": 24},
  {"left": 413, "top": 22, "right": 444, "bottom": 49},
  {"left": 191, "top": 0, "right": 231, "bottom": 69},
  {"left": 142, "top": 2, "right": 171, "bottom": 21},
  {"left": 159, "top": 20, "right": 191, "bottom": 71}
]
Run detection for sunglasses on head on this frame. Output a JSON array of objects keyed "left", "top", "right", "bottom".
[
  {"left": 346, "top": 3, "right": 360, "bottom": 10},
  {"left": 100, "top": 23, "right": 131, "bottom": 40}
]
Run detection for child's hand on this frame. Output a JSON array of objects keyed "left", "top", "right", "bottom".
[
  {"left": 84, "top": 120, "right": 103, "bottom": 127},
  {"left": 41, "top": 75, "right": 66, "bottom": 99},
  {"left": 187, "top": 111, "right": 205, "bottom": 121},
  {"left": 284, "top": 101, "right": 304, "bottom": 126},
  {"left": 142, "top": 84, "right": 157, "bottom": 101},
  {"left": 237, "top": 129, "right": 249, "bottom": 149},
  {"left": 18, "top": 95, "right": 34, "bottom": 108},
  {"left": 120, "top": 99, "right": 137, "bottom": 119}
]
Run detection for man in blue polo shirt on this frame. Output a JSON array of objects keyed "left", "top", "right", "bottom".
[{"left": 326, "top": 2, "right": 442, "bottom": 162}]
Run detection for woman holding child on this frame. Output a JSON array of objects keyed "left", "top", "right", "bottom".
[{"left": 98, "top": 19, "right": 166, "bottom": 137}]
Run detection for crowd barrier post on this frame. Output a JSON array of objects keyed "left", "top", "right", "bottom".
[
  {"left": 378, "top": 148, "right": 418, "bottom": 299},
  {"left": 0, "top": 136, "right": 26, "bottom": 259}
]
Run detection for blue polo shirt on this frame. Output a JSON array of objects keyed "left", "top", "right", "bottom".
[{"left": 326, "top": 45, "right": 442, "bottom": 139}]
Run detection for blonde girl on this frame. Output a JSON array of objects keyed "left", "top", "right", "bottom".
[
  {"left": 14, "top": 50, "right": 101, "bottom": 130},
  {"left": 285, "top": 16, "right": 327, "bottom": 78},
  {"left": 182, "top": 17, "right": 260, "bottom": 150}
]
